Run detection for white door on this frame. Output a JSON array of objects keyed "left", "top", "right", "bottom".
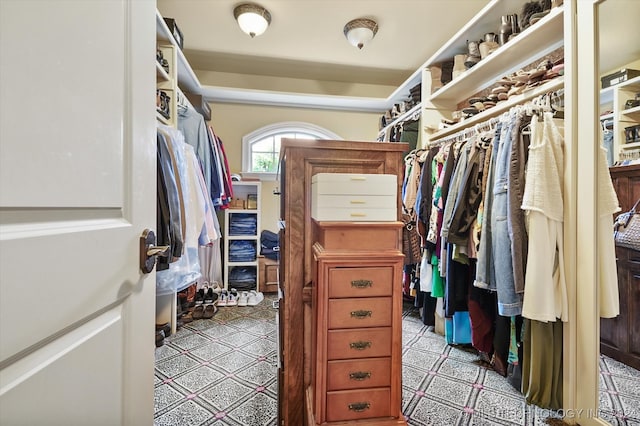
[{"left": 0, "top": 1, "right": 156, "bottom": 425}]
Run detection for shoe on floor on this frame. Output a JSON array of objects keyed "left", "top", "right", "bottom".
[
  {"left": 226, "top": 292, "right": 238, "bottom": 306},
  {"left": 247, "top": 290, "right": 264, "bottom": 306},
  {"left": 218, "top": 292, "right": 228, "bottom": 307},
  {"left": 210, "top": 282, "right": 222, "bottom": 294},
  {"left": 204, "top": 288, "right": 218, "bottom": 305},
  {"left": 237, "top": 291, "right": 249, "bottom": 307},
  {"left": 192, "top": 305, "right": 205, "bottom": 320},
  {"left": 203, "top": 304, "right": 217, "bottom": 319}
]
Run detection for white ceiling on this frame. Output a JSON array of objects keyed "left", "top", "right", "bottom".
[{"left": 157, "top": 0, "right": 491, "bottom": 108}]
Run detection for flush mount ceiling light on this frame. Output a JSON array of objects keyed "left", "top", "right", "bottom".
[
  {"left": 233, "top": 3, "right": 271, "bottom": 38},
  {"left": 343, "top": 18, "right": 378, "bottom": 50}
]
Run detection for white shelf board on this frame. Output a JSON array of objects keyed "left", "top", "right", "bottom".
[
  {"left": 600, "top": 113, "right": 614, "bottom": 121},
  {"left": 620, "top": 142, "right": 640, "bottom": 150},
  {"left": 620, "top": 105, "right": 640, "bottom": 117},
  {"left": 156, "top": 9, "right": 202, "bottom": 95},
  {"left": 227, "top": 261, "right": 258, "bottom": 267},
  {"left": 429, "top": 77, "right": 564, "bottom": 142},
  {"left": 429, "top": 6, "right": 564, "bottom": 105},
  {"left": 600, "top": 85, "right": 614, "bottom": 104},
  {"left": 156, "top": 62, "right": 170, "bottom": 81},
  {"left": 618, "top": 75, "right": 640, "bottom": 90},
  {"left": 156, "top": 111, "right": 170, "bottom": 125},
  {"left": 424, "top": 0, "right": 541, "bottom": 67},
  {"left": 228, "top": 235, "right": 259, "bottom": 240},
  {"left": 377, "top": 103, "right": 422, "bottom": 138}
]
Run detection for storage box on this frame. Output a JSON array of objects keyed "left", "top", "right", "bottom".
[
  {"left": 163, "top": 18, "right": 184, "bottom": 50},
  {"left": 185, "top": 92, "right": 211, "bottom": 121},
  {"left": 247, "top": 194, "right": 258, "bottom": 209},
  {"left": 311, "top": 173, "right": 397, "bottom": 221},
  {"left": 229, "top": 198, "right": 245, "bottom": 209},
  {"left": 601, "top": 68, "right": 640, "bottom": 88}
]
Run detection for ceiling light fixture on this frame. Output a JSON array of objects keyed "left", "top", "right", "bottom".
[
  {"left": 233, "top": 3, "right": 271, "bottom": 38},
  {"left": 343, "top": 18, "right": 378, "bottom": 50}
]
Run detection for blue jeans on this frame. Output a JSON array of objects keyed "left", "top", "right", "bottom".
[
  {"left": 491, "top": 111, "right": 522, "bottom": 316},
  {"left": 475, "top": 121, "right": 501, "bottom": 291}
]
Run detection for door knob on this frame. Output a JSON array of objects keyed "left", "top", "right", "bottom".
[{"left": 140, "top": 229, "right": 170, "bottom": 274}]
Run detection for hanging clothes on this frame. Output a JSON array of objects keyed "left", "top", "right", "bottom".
[{"left": 521, "top": 113, "right": 567, "bottom": 322}]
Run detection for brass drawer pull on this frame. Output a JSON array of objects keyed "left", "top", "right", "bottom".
[
  {"left": 349, "top": 341, "right": 371, "bottom": 350},
  {"left": 350, "top": 200, "right": 366, "bottom": 204},
  {"left": 349, "top": 371, "right": 371, "bottom": 381},
  {"left": 350, "top": 310, "right": 372, "bottom": 319},
  {"left": 351, "top": 279, "right": 372, "bottom": 288},
  {"left": 348, "top": 402, "right": 370, "bottom": 412},
  {"left": 350, "top": 213, "right": 366, "bottom": 217}
]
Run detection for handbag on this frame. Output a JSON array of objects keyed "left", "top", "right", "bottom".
[
  {"left": 402, "top": 213, "right": 422, "bottom": 265},
  {"left": 614, "top": 198, "right": 640, "bottom": 251}
]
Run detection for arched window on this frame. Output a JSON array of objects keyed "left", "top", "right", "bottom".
[{"left": 242, "top": 122, "right": 341, "bottom": 180}]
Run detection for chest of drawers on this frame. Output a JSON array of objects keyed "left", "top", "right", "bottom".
[{"left": 309, "top": 221, "right": 406, "bottom": 425}]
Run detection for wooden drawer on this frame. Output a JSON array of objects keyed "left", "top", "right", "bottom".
[
  {"left": 326, "top": 387, "right": 391, "bottom": 422},
  {"left": 327, "top": 327, "right": 391, "bottom": 360},
  {"left": 314, "top": 221, "right": 402, "bottom": 251},
  {"left": 328, "top": 297, "right": 392, "bottom": 329},
  {"left": 329, "top": 267, "right": 393, "bottom": 298},
  {"left": 327, "top": 357, "right": 391, "bottom": 391}
]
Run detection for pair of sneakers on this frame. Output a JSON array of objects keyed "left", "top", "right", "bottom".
[
  {"left": 193, "top": 285, "right": 219, "bottom": 319},
  {"left": 237, "top": 290, "right": 264, "bottom": 307},
  {"left": 218, "top": 289, "right": 238, "bottom": 307}
]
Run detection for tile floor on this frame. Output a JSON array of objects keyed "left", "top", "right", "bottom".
[{"left": 154, "top": 295, "right": 640, "bottom": 425}]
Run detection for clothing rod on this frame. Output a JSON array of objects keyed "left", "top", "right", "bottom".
[
  {"left": 176, "top": 87, "right": 195, "bottom": 110},
  {"left": 428, "top": 77, "right": 564, "bottom": 144},
  {"left": 429, "top": 115, "right": 501, "bottom": 147}
]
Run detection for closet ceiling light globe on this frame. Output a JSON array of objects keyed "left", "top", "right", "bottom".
[
  {"left": 234, "top": 3, "right": 271, "bottom": 38},
  {"left": 344, "top": 18, "right": 378, "bottom": 50}
]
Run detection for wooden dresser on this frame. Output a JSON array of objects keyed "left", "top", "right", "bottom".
[
  {"left": 601, "top": 164, "right": 640, "bottom": 370},
  {"left": 310, "top": 221, "right": 406, "bottom": 425},
  {"left": 277, "top": 139, "right": 407, "bottom": 426}
]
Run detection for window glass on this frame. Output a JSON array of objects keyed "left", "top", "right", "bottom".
[{"left": 242, "top": 123, "right": 341, "bottom": 178}]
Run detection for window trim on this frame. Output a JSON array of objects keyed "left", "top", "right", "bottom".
[{"left": 241, "top": 121, "right": 342, "bottom": 181}]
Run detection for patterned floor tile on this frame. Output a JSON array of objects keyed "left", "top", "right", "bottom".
[
  {"left": 154, "top": 400, "right": 211, "bottom": 426},
  {"left": 155, "top": 295, "right": 640, "bottom": 426}
]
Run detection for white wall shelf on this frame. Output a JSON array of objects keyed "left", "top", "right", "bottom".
[
  {"left": 601, "top": 74, "right": 640, "bottom": 164},
  {"left": 223, "top": 181, "right": 262, "bottom": 292},
  {"left": 156, "top": 9, "right": 202, "bottom": 95},
  {"left": 429, "top": 77, "right": 564, "bottom": 142},
  {"left": 429, "top": 6, "right": 563, "bottom": 106}
]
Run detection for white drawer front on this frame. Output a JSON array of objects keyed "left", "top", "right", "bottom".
[
  {"left": 311, "top": 207, "right": 397, "bottom": 222},
  {"left": 311, "top": 173, "right": 396, "bottom": 196},
  {"left": 313, "top": 194, "right": 395, "bottom": 209}
]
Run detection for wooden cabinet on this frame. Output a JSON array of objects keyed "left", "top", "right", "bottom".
[
  {"left": 601, "top": 164, "right": 640, "bottom": 370},
  {"left": 277, "top": 139, "right": 407, "bottom": 426},
  {"left": 310, "top": 222, "right": 405, "bottom": 425},
  {"left": 258, "top": 256, "right": 279, "bottom": 293}
]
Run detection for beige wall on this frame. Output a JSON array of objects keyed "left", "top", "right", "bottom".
[{"left": 209, "top": 102, "right": 381, "bottom": 233}]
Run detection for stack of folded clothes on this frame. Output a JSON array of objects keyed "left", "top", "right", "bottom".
[
  {"left": 229, "top": 240, "right": 256, "bottom": 262},
  {"left": 229, "top": 213, "right": 257, "bottom": 235},
  {"left": 228, "top": 266, "right": 257, "bottom": 290}
]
